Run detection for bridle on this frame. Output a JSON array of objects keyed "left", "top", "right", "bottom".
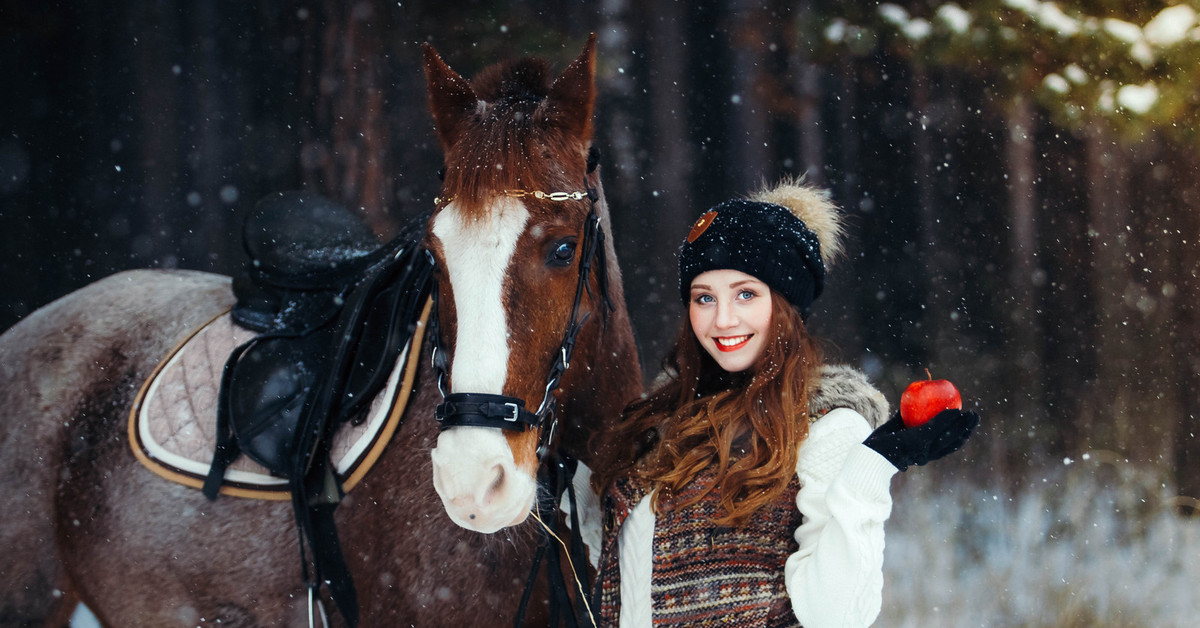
[{"left": 429, "top": 170, "right": 612, "bottom": 461}]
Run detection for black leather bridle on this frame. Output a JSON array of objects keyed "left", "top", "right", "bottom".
[{"left": 429, "top": 175, "right": 612, "bottom": 461}]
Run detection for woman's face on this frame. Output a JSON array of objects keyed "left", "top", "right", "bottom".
[{"left": 688, "top": 269, "right": 773, "bottom": 373}]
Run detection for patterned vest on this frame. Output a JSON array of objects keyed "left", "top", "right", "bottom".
[
  {"left": 594, "top": 469, "right": 804, "bottom": 627},
  {"left": 591, "top": 365, "right": 889, "bottom": 627}
]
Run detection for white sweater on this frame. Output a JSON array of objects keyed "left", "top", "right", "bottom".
[{"left": 570, "top": 408, "right": 897, "bottom": 628}]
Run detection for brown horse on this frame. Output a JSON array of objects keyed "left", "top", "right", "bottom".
[{"left": 0, "top": 36, "right": 642, "bottom": 627}]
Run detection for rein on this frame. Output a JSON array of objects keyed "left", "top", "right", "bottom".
[{"left": 430, "top": 178, "right": 611, "bottom": 461}]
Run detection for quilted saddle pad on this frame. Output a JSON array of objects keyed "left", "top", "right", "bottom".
[{"left": 128, "top": 300, "right": 429, "bottom": 500}]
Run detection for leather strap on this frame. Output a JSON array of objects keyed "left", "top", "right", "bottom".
[{"left": 435, "top": 393, "right": 539, "bottom": 431}]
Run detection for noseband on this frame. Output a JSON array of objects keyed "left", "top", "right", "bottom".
[{"left": 430, "top": 178, "right": 612, "bottom": 459}]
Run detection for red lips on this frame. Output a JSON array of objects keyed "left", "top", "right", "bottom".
[{"left": 714, "top": 335, "right": 751, "bottom": 352}]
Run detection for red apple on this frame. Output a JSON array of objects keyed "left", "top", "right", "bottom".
[{"left": 900, "top": 371, "right": 962, "bottom": 428}]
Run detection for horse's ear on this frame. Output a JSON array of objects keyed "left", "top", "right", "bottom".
[
  {"left": 423, "top": 43, "right": 479, "bottom": 151},
  {"left": 545, "top": 33, "right": 596, "bottom": 142}
]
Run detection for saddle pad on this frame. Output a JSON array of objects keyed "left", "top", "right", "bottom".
[{"left": 128, "top": 299, "right": 430, "bottom": 500}]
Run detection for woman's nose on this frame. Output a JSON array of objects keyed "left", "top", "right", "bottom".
[{"left": 714, "top": 301, "right": 738, "bottom": 328}]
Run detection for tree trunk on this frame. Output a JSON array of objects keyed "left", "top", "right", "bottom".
[
  {"left": 1169, "top": 147, "right": 1200, "bottom": 515},
  {"left": 910, "top": 64, "right": 948, "bottom": 366},
  {"left": 790, "top": 42, "right": 824, "bottom": 187},
  {"left": 130, "top": 1, "right": 183, "bottom": 268},
  {"left": 726, "top": 0, "right": 770, "bottom": 193},
  {"left": 298, "top": 1, "right": 394, "bottom": 238},
  {"left": 1004, "top": 95, "right": 1046, "bottom": 452},
  {"left": 633, "top": 0, "right": 695, "bottom": 368},
  {"left": 1083, "top": 123, "right": 1136, "bottom": 454}
]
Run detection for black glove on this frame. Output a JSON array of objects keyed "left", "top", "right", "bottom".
[{"left": 863, "top": 409, "right": 979, "bottom": 472}]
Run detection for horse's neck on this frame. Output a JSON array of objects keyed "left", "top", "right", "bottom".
[
  {"left": 557, "top": 190, "right": 644, "bottom": 463},
  {"left": 595, "top": 189, "right": 640, "bottom": 380}
]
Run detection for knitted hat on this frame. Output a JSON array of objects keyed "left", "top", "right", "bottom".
[{"left": 678, "top": 180, "right": 844, "bottom": 315}]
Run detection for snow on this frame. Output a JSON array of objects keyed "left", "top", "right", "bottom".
[
  {"left": 884, "top": 471, "right": 1200, "bottom": 626},
  {"left": 878, "top": 4, "right": 910, "bottom": 26},
  {"left": 1098, "top": 80, "right": 1116, "bottom": 111},
  {"left": 902, "top": 19, "right": 932, "bottom": 41},
  {"left": 824, "top": 19, "right": 848, "bottom": 44},
  {"left": 1001, "top": 0, "right": 1038, "bottom": 11},
  {"left": 1043, "top": 73, "right": 1070, "bottom": 94},
  {"left": 936, "top": 4, "right": 972, "bottom": 35},
  {"left": 1117, "top": 82, "right": 1160, "bottom": 114},
  {"left": 1064, "top": 63, "right": 1088, "bottom": 84},
  {"left": 1004, "top": 1, "right": 1082, "bottom": 37},
  {"left": 1131, "top": 39, "right": 1156, "bottom": 66},
  {"left": 1080, "top": 6, "right": 1192, "bottom": 66},
  {"left": 1103, "top": 18, "right": 1143, "bottom": 44},
  {"left": 878, "top": 4, "right": 931, "bottom": 41},
  {"left": 1144, "top": 5, "right": 1196, "bottom": 47},
  {"left": 1034, "top": 3, "right": 1081, "bottom": 37}
]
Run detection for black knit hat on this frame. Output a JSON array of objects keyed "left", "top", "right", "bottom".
[{"left": 678, "top": 182, "right": 843, "bottom": 315}]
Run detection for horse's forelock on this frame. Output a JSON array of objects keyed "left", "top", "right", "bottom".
[
  {"left": 441, "top": 58, "right": 583, "bottom": 219},
  {"left": 471, "top": 57, "right": 553, "bottom": 103}
]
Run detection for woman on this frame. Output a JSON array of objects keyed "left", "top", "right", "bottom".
[{"left": 573, "top": 179, "right": 979, "bottom": 627}]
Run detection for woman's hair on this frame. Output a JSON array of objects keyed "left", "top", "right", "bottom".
[{"left": 590, "top": 294, "right": 823, "bottom": 528}]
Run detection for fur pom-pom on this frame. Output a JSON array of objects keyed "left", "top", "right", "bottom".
[{"left": 750, "top": 178, "right": 845, "bottom": 267}]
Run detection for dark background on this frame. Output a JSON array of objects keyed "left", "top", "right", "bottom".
[{"left": 3, "top": 0, "right": 1198, "bottom": 503}]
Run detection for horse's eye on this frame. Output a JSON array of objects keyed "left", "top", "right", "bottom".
[{"left": 547, "top": 239, "right": 577, "bottom": 267}]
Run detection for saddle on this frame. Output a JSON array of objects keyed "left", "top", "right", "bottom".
[
  {"left": 205, "top": 192, "right": 433, "bottom": 493},
  {"left": 204, "top": 191, "right": 434, "bottom": 627}
]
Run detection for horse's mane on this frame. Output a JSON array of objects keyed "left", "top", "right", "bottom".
[{"left": 442, "top": 57, "right": 586, "bottom": 217}]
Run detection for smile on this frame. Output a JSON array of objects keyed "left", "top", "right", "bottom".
[{"left": 714, "top": 335, "right": 751, "bottom": 352}]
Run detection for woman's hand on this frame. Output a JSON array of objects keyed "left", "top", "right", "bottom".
[{"left": 862, "top": 409, "right": 979, "bottom": 471}]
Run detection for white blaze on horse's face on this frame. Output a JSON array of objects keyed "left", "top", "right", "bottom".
[{"left": 428, "top": 196, "right": 539, "bottom": 533}]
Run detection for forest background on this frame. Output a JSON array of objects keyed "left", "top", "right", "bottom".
[{"left": 3, "top": 1, "right": 1199, "bottom": 625}]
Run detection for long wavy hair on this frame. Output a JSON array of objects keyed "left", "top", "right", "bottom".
[{"left": 591, "top": 294, "right": 823, "bottom": 528}]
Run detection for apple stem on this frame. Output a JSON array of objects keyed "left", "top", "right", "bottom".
[{"left": 925, "top": 367, "right": 932, "bottom": 380}]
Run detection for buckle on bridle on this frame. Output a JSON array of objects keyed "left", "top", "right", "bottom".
[{"left": 435, "top": 393, "right": 535, "bottom": 432}]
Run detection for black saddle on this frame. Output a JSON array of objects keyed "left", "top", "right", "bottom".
[{"left": 203, "top": 191, "right": 433, "bottom": 628}]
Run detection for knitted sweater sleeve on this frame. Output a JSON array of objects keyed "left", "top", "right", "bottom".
[{"left": 786, "top": 407, "right": 898, "bottom": 628}]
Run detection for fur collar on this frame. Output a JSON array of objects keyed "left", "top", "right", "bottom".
[{"left": 807, "top": 364, "right": 890, "bottom": 429}]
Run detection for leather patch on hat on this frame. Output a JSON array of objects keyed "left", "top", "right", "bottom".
[{"left": 687, "top": 210, "right": 718, "bottom": 243}]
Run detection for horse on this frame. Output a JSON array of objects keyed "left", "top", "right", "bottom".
[{"left": 0, "top": 35, "right": 642, "bottom": 627}]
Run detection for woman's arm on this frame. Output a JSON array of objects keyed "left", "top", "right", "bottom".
[{"left": 786, "top": 408, "right": 898, "bottom": 628}]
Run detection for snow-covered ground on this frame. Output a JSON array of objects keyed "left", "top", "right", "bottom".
[
  {"left": 70, "top": 461, "right": 1200, "bottom": 627},
  {"left": 881, "top": 462, "right": 1200, "bottom": 627}
]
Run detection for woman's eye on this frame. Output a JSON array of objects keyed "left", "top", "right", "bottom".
[
  {"left": 547, "top": 239, "right": 577, "bottom": 266},
  {"left": 738, "top": 290, "right": 756, "bottom": 300},
  {"left": 694, "top": 294, "right": 714, "bottom": 304}
]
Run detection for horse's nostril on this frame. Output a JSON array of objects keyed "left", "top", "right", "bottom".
[
  {"left": 480, "top": 463, "right": 506, "bottom": 506},
  {"left": 490, "top": 464, "right": 505, "bottom": 492}
]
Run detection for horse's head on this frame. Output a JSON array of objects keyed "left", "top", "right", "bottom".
[{"left": 422, "top": 36, "right": 636, "bottom": 533}]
